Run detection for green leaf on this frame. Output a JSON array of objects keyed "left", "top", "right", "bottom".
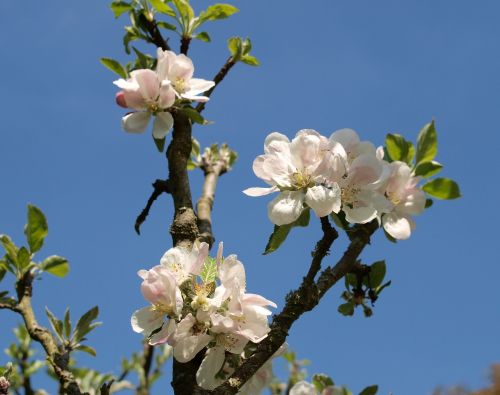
[
  {"left": 312, "top": 374, "right": 334, "bottom": 393},
  {"left": 414, "top": 161, "right": 442, "bottom": 178},
  {"left": 74, "top": 306, "right": 100, "bottom": 342},
  {"left": 385, "top": 134, "right": 414, "bottom": 164},
  {"left": 241, "top": 55, "right": 260, "bottom": 66},
  {"left": 154, "top": 137, "right": 166, "bottom": 153},
  {"left": 425, "top": 198, "right": 433, "bottom": 208},
  {"left": 359, "top": 385, "right": 378, "bottom": 395},
  {"left": 132, "top": 47, "right": 153, "bottom": 69},
  {"left": 263, "top": 209, "right": 310, "bottom": 255},
  {"left": 228, "top": 37, "right": 242, "bottom": 58},
  {"left": 0, "top": 235, "right": 18, "bottom": 265},
  {"left": 45, "top": 307, "right": 64, "bottom": 342},
  {"left": 110, "top": 1, "right": 133, "bottom": 18},
  {"left": 365, "top": 261, "right": 386, "bottom": 289},
  {"left": 422, "top": 178, "right": 461, "bottom": 200},
  {"left": 40, "top": 256, "right": 70, "bottom": 278},
  {"left": 194, "top": 31, "right": 211, "bottom": 42},
  {"left": 157, "top": 21, "right": 177, "bottom": 31},
  {"left": 187, "top": 158, "right": 198, "bottom": 170},
  {"left": 197, "top": 4, "right": 239, "bottom": 24},
  {"left": 181, "top": 107, "right": 206, "bottom": 124},
  {"left": 17, "top": 247, "right": 31, "bottom": 272},
  {"left": 172, "top": 0, "right": 194, "bottom": 23},
  {"left": 100, "top": 58, "right": 128, "bottom": 78},
  {"left": 191, "top": 138, "right": 200, "bottom": 158},
  {"left": 200, "top": 257, "right": 217, "bottom": 284},
  {"left": 338, "top": 302, "right": 355, "bottom": 316},
  {"left": 63, "top": 308, "right": 71, "bottom": 339},
  {"left": 0, "top": 265, "right": 6, "bottom": 282},
  {"left": 149, "top": 0, "right": 176, "bottom": 16},
  {"left": 416, "top": 121, "right": 438, "bottom": 165},
  {"left": 25, "top": 204, "right": 48, "bottom": 254},
  {"left": 75, "top": 345, "right": 97, "bottom": 357},
  {"left": 376, "top": 280, "right": 391, "bottom": 295}
]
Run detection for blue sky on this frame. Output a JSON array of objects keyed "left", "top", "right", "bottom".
[{"left": 1, "top": 0, "right": 499, "bottom": 394}]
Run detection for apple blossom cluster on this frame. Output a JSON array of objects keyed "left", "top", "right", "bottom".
[
  {"left": 113, "top": 48, "right": 214, "bottom": 139},
  {"left": 131, "top": 242, "right": 276, "bottom": 392},
  {"left": 244, "top": 129, "right": 426, "bottom": 240}
]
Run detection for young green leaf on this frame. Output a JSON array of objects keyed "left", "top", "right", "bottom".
[
  {"left": 24, "top": 204, "right": 49, "bottom": 254},
  {"left": 200, "top": 257, "right": 217, "bottom": 284},
  {"left": 149, "top": 0, "right": 176, "bottom": 16},
  {"left": 63, "top": 308, "right": 72, "bottom": 339},
  {"left": 197, "top": 4, "right": 239, "bottom": 24},
  {"left": 385, "top": 133, "right": 414, "bottom": 164},
  {"left": 422, "top": 178, "right": 461, "bottom": 199},
  {"left": 365, "top": 261, "right": 386, "bottom": 289},
  {"left": 110, "top": 1, "right": 133, "bottom": 18},
  {"left": 157, "top": 21, "right": 177, "bottom": 31},
  {"left": 425, "top": 198, "right": 433, "bottom": 208},
  {"left": 45, "top": 307, "right": 64, "bottom": 342},
  {"left": 194, "top": 31, "right": 211, "bottom": 42},
  {"left": 312, "top": 374, "right": 334, "bottom": 392},
  {"left": 0, "top": 265, "right": 6, "bottom": 282},
  {"left": 73, "top": 306, "right": 101, "bottom": 342},
  {"left": 40, "top": 256, "right": 70, "bottom": 278},
  {"left": 241, "top": 55, "right": 260, "bottom": 66},
  {"left": 416, "top": 121, "right": 438, "bottom": 165},
  {"left": 24, "top": 360, "right": 45, "bottom": 377},
  {"left": 172, "top": 0, "right": 194, "bottom": 24},
  {"left": 0, "top": 235, "right": 18, "bottom": 265},
  {"left": 338, "top": 302, "right": 355, "bottom": 316},
  {"left": 16, "top": 247, "right": 31, "bottom": 272},
  {"left": 414, "top": 161, "right": 442, "bottom": 178},
  {"left": 154, "top": 136, "right": 166, "bottom": 153},
  {"left": 228, "top": 37, "right": 242, "bottom": 59},
  {"left": 263, "top": 209, "right": 310, "bottom": 255},
  {"left": 359, "top": 385, "right": 378, "bottom": 395},
  {"left": 100, "top": 58, "right": 128, "bottom": 78},
  {"left": 180, "top": 107, "right": 206, "bottom": 124},
  {"left": 75, "top": 345, "right": 97, "bottom": 357}
]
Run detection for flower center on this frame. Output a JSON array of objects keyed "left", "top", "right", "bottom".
[
  {"left": 174, "top": 78, "right": 187, "bottom": 93},
  {"left": 151, "top": 303, "right": 174, "bottom": 316},
  {"left": 291, "top": 170, "right": 314, "bottom": 190},
  {"left": 216, "top": 333, "right": 240, "bottom": 351},
  {"left": 386, "top": 191, "right": 401, "bottom": 205},
  {"left": 341, "top": 185, "right": 360, "bottom": 206}
]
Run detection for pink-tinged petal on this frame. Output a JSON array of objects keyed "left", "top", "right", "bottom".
[
  {"left": 289, "top": 381, "right": 317, "bottom": 395},
  {"left": 186, "top": 78, "right": 215, "bottom": 95},
  {"left": 181, "top": 93, "right": 210, "bottom": 102},
  {"left": 253, "top": 156, "right": 273, "bottom": 184},
  {"left": 149, "top": 319, "right": 176, "bottom": 345},
  {"left": 123, "top": 90, "right": 147, "bottom": 110},
  {"left": 152, "top": 112, "right": 173, "bottom": 140},
  {"left": 137, "top": 269, "right": 148, "bottom": 279},
  {"left": 159, "top": 84, "right": 176, "bottom": 108},
  {"left": 262, "top": 155, "right": 294, "bottom": 187},
  {"left": 349, "top": 154, "right": 384, "bottom": 186},
  {"left": 329, "top": 128, "right": 360, "bottom": 153},
  {"left": 376, "top": 145, "right": 385, "bottom": 160},
  {"left": 216, "top": 242, "right": 223, "bottom": 266},
  {"left": 122, "top": 112, "right": 151, "bottom": 134},
  {"left": 382, "top": 212, "right": 412, "bottom": 240},
  {"left": 115, "top": 91, "right": 127, "bottom": 108},
  {"left": 352, "top": 140, "right": 377, "bottom": 158},
  {"left": 131, "top": 69, "right": 160, "bottom": 101},
  {"left": 305, "top": 185, "right": 341, "bottom": 217},
  {"left": 156, "top": 48, "right": 170, "bottom": 81},
  {"left": 343, "top": 205, "right": 378, "bottom": 224},
  {"left": 131, "top": 307, "right": 163, "bottom": 334},
  {"left": 243, "top": 186, "right": 278, "bottom": 197},
  {"left": 190, "top": 242, "right": 209, "bottom": 275},
  {"left": 219, "top": 254, "right": 246, "bottom": 289},
  {"left": 264, "top": 132, "right": 290, "bottom": 154},
  {"left": 402, "top": 189, "right": 426, "bottom": 215},
  {"left": 210, "top": 313, "right": 237, "bottom": 332},
  {"left": 173, "top": 334, "right": 212, "bottom": 363},
  {"left": 268, "top": 191, "right": 305, "bottom": 226},
  {"left": 196, "top": 346, "right": 225, "bottom": 390},
  {"left": 170, "top": 53, "right": 194, "bottom": 81},
  {"left": 290, "top": 131, "right": 323, "bottom": 170}
]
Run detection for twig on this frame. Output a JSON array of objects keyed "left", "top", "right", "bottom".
[
  {"left": 195, "top": 57, "right": 236, "bottom": 114},
  {"left": 196, "top": 161, "right": 228, "bottom": 248},
  {"left": 2, "top": 272, "right": 86, "bottom": 395},
  {"left": 208, "top": 220, "right": 379, "bottom": 395},
  {"left": 135, "top": 179, "right": 172, "bottom": 235},
  {"left": 180, "top": 36, "right": 191, "bottom": 55},
  {"left": 138, "top": 14, "right": 170, "bottom": 51},
  {"left": 136, "top": 343, "right": 155, "bottom": 395}
]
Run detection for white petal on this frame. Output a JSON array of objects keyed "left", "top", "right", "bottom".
[
  {"left": 289, "top": 381, "right": 317, "bottom": 395},
  {"left": 305, "top": 185, "right": 341, "bottom": 217},
  {"left": 149, "top": 319, "right": 176, "bottom": 345},
  {"left": 383, "top": 213, "right": 412, "bottom": 240},
  {"left": 343, "top": 205, "right": 378, "bottom": 224},
  {"left": 152, "top": 112, "right": 173, "bottom": 139},
  {"left": 264, "top": 132, "right": 290, "bottom": 154},
  {"left": 173, "top": 334, "right": 212, "bottom": 363},
  {"left": 186, "top": 78, "right": 215, "bottom": 95},
  {"left": 243, "top": 186, "right": 278, "bottom": 197},
  {"left": 131, "top": 307, "right": 163, "bottom": 334},
  {"left": 131, "top": 69, "right": 160, "bottom": 101},
  {"left": 329, "top": 128, "right": 360, "bottom": 152},
  {"left": 219, "top": 254, "right": 246, "bottom": 290},
  {"left": 196, "top": 346, "right": 225, "bottom": 390},
  {"left": 122, "top": 112, "right": 151, "bottom": 134},
  {"left": 267, "top": 191, "right": 305, "bottom": 226}
]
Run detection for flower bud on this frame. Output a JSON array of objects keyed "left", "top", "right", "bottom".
[
  {"left": 115, "top": 91, "right": 127, "bottom": 108},
  {"left": 0, "top": 376, "right": 10, "bottom": 395}
]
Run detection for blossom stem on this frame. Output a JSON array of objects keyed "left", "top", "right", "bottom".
[
  {"left": 180, "top": 35, "right": 191, "bottom": 55},
  {"left": 138, "top": 13, "right": 170, "bottom": 51},
  {"left": 135, "top": 179, "right": 172, "bottom": 235}
]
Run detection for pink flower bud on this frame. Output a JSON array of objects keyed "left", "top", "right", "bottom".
[{"left": 115, "top": 91, "right": 127, "bottom": 108}]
